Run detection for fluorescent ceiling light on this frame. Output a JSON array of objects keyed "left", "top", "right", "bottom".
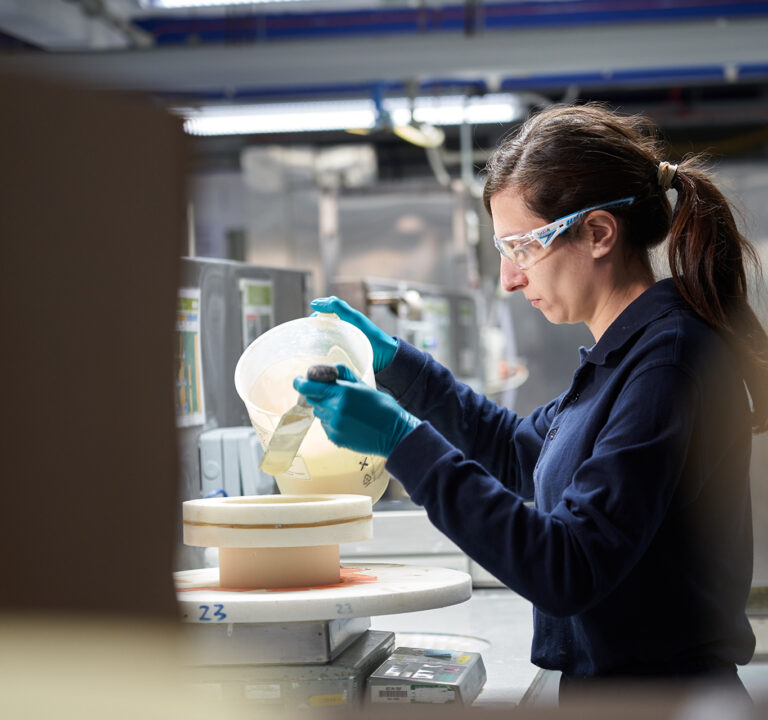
[
  {"left": 178, "top": 94, "right": 522, "bottom": 136},
  {"left": 181, "top": 99, "right": 376, "bottom": 136}
]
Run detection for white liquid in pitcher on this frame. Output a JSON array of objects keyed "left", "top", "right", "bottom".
[{"left": 248, "top": 352, "right": 389, "bottom": 502}]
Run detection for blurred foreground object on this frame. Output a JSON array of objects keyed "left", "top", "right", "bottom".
[
  {"left": 0, "top": 617, "right": 764, "bottom": 720},
  {"left": 0, "top": 618, "right": 253, "bottom": 720},
  {"left": 0, "top": 68, "right": 186, "bottom": 617}
]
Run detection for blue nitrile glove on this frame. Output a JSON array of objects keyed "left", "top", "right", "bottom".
[
  {"left": 294, "top": 364, "right": 420, "bottom": 458},
  {"left": 310, "top": 296, "right": 397, "bottom": 373}
]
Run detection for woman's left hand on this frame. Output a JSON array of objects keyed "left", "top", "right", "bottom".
[{"left": 293, "top": 364, "right": 420, "bottom": 458}]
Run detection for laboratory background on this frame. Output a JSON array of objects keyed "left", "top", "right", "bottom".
[{"left": 1, "top": 1, "right": 768, "bottom": 717}]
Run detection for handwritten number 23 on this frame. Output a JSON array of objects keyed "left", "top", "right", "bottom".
[{"left": 199, "top": 603, "right": 227, "bottom": 621}]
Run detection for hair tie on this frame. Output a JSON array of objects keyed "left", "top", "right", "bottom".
[{"left": 657, "top": 161, "right": 678, "bottom": 191}]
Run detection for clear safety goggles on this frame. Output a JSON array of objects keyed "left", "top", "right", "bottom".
[{"left": 492, "top": 196, "right": 636, "bottom": 269}]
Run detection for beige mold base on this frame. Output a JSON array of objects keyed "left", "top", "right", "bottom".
[{"left": 218, "top": 545, "right": 340, "bottom": 589}]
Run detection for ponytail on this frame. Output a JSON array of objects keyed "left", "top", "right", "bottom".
[{"left": 668, "top": 158, "right": 768, "bottom": 433}]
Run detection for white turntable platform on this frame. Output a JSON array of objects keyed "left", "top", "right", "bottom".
[{"left": 175, "top": 562, "right": 472, "bottom": 624}]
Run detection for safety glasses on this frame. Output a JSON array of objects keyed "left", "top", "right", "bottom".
[{"left": 493, "top": 196, "right": 636, "bottom": 269}]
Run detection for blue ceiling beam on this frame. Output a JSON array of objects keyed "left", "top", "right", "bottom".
[
  {"left": 157, "top": 61, "right": 768, "bottom": 104},
  {"left": 133, "top": 1, "right": 768, "bottom": 46}
]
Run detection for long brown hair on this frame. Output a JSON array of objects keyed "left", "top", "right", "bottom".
[{"left": 483, "top": 102, "right": 768, "bottom": 433}]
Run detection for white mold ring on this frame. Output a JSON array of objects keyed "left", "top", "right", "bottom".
[{"left": 182, "top": 494, "right": 372, "bottom": 549}]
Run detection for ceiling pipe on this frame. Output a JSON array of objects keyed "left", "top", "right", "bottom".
[
  {"left": 73, "top": 0, "right": 154, "bottom": 48},
  {"left": 0, "top": 0, "right": 153, "bottom": 50}
]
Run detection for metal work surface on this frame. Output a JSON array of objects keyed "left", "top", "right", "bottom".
[
  {"left": 372, "top": 588, "right": 768, "bottom": 707},
  {"left": 372, "top": 588, "right": 540, "bottom": 708}
]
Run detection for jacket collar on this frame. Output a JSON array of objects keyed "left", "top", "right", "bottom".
[{"left": 583, "top": 278, "right": 685, "bottom": 366}]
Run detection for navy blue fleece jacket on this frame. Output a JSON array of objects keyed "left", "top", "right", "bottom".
[{"left": 377, "top": 279, "right": 755, "bottom": 677}]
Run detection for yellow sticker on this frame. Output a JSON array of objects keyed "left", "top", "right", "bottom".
[
  {"left": 456, "top": 655, "right": 470, "bottom": 664},
  {"left": 309, "top": 694, "right": 346, "bottom": 707}
]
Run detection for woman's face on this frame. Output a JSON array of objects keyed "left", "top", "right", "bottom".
[{"left": 490, "top": 187, "right": 599, "bottom": 327}]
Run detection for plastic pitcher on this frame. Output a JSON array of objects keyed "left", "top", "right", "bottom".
[{"left": 234, "top": 313, "right": 390, "bottom": 503}]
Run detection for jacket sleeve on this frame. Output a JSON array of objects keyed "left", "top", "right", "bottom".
[
  {"left": 385, "top": 363, "right": 700, "bottom": 617},
  {"left": 376, "top": 339, "right": 555, "bottom": 500}
]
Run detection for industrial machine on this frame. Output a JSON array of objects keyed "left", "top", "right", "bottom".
[{"left": 331, "top": 277, "right": 485, "bottom": 393}]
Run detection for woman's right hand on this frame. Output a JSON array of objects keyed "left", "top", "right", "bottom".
[{"left": 310, "top": 296, "right": 397, "bottom": 373}]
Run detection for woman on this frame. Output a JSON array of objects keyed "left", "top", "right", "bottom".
[{"left": 295, "top": 104, "right": 768, "bottom": 695}]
